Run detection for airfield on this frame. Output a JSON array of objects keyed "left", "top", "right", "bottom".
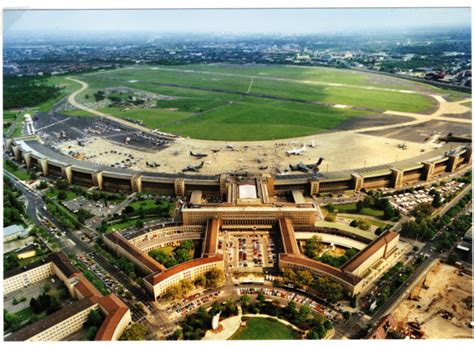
[{"left": 35, "top": 64, "right": 471, "bottom": 176}]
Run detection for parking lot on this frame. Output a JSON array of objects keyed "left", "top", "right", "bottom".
[
  {"left": 62, "top": 196, "right": 118, "bottom": 218},
  {"left": 76, "top": 254, "right": 130, "bottom": 300},
  {"left": 389, "top": 181, "right": 466, "bottom": 215},
  {"left": 166, "top": 290, "right": 221, "bottom": 317},
  {"left": 226, "top": 235, "right": 278, "bottom": 270},
  {"left": 238, "top": 287, "right": 341, "bottom": 321}
]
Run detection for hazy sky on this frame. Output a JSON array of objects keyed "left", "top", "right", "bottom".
[{"left": 3, "top": 8, "right": 471, "bottom": 35}]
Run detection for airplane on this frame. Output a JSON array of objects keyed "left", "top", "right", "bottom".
[
  {"left": 397, "top": 143, "right": 407, "bottom": 150},
  {"left": 286, "top": 145, "right": 306, "bottom": 156},
  {"left": 182, "top": 161, "right": 204, "bottom": 172},
  {"left": 289, "top": 157, "right": 324, "bottom": 173},
  {"left": 226, "top": 144, "right": 235, "bottom": 150},
  {"left": 146, "top": 161, "right": 160, "bottom": 168},
  {"left": 190, "top": 151, "right": 208, "bottom": 159},
  {"left": 211, "top": 149, "right": 220, "bottom": 153}
]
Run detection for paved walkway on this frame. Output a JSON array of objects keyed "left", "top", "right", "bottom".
[{"left": 202, "top": 306, "right": 243, "bottom": 340}]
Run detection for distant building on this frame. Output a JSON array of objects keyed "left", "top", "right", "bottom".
[{"left": 4, "top": 224, "right": 27, "bottom": 242}]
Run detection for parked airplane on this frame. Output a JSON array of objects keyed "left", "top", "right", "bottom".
[
  {"left": 289, "top": 157, "right": 324, "bottom": 173},
  {"left": 286, "top": 145, "right": 306, "bottom": 156},
  {"left": 226, "top": 144, "right": 235, "bottom": 150},
  {"left": 146, "top": 161, "right": 160, "bottom": 168},
  {"left": 182, "top": 161, "right": 204, "bottom": 172},
  {"left": 190, "top": 151, "right": 208, "bottom": 159}
]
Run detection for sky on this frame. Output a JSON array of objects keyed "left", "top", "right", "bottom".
[{"left": 3, "top": 8, "right": 471, "bottom": 35}]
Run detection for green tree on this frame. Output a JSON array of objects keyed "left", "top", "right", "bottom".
[
  {"left": 86, "top": 326, "right": 98, "bottom": 340},
  {"left": 119, "top": 323, "right": 149, "bottom": 340},
  {"left": 194, "top": 275, "right": 206, "bottom": 287},
  {"left": 297, "top": 270, "right": 314, "bottom": 286},
  {"left": 356, "top": 200, "right": 364, "bottom": 212},
  {"left": 205, "top": 268, "right": 224, "bottom": 287}
]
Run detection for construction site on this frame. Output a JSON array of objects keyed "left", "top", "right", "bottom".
[{"left": 391, "top": 261, "right": 473, "bottom": 339}]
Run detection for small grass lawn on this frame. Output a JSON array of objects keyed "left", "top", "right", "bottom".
[
  {"left": 230, "top": 317, "right": 299, "bottom": 340},
  {"left": 4, "top": 159, "right": 30, "bottom": 180},
  {"left": 15, "top": 307, "right": 47, "bottom": 325},
  {"left": 106, "top": 216, "right": 156, "bottom": 232},
  {"left": 45, "top": 187, "right": 77, "bottom": 201},
  {"left": 333, "top": 203, "right": 384, "bottom": 218}
]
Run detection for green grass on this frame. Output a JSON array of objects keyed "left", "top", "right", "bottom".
[
  {"left": 106, "top": 217, "right": 156, "bottom": 232},
  {"left": 15, "top": 307, "right": 47, "bottom": 324},
  {"left": 129, "top": 199, "right": 163, "bottom": 210},
  {"left": 351, "top": 217, "right": 387, "bottom": 229},
  {"left": 461, "top": 100, "right": 471, "bottom": 108},
  {"left": 98, "top": 106, "right": 192, "bottom": 129},
  {"left": 49, "top": 64, "right": 440, "bottom": 141},
  {"left": 4, "top": 159, "right": 30, "bottom": 180},
  {"left": 45, "top": 187, "right": 77, "bottom": 201},
  {"left": 18, "top": 252, "right": 50, "bottom": 267},
  {"left": 333, "top": 203, "right": 385, "bottom": 218},
  {"left": 60, "top": 108, "right": 94, "bottom": 117},
  {"left": 230, "top": 317, "right": 299, "bottom": 340}
]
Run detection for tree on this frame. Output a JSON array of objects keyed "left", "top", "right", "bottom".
[
  {"left": 240, "top": 294, "right": 251, "bottom": 305},
  {"left": 350, "top": 220, "right": 359, "bottom": 227},
  {"left": 375, "top": 227, "right": 384, "bottom": 236},
  {"left": 412, "top": 203, "right": 434, "bottom": 220},
  {"left": 86, "top": 326, "right": 98, "bottom": 340},
  {"left": 136, "top": 220, "right": 144, "bottom": 228},
  {"left": 256, "top": 292, "right": 265, "bottom": 303},
  {"left": 304, "top": 235, "right": 324, "bottom": 259},
  {"left": 85, "top": 309, "right": 104, "bottom": 328},
  {"left": 432, "top": 191, "right": 442, "bottom": 208},
  {"left": 38, "top": 181, "right": 48, "bottom": 190},
  {"left": 173, "top": 247, "right": 192, "bottom": 263},
  {"left": 194, "top": 275, "right": 206, "bottom": 287},
  {"left": 205, "top": 268, "right": 224, "bottom": 286},
  {"left": 42, "top": 283, "right": 51, "bottom": 293},
  {"left": 180, "top": 240, "right": 194, "bottom": 250},
  {"left": 296, "top": 270, "right": 313, "bottom": 287},
  {"left": 356, "top": 200, "right": 364, "bottom": 213},
  {"left": 119, "top": 323, "right": 149, "bottom": 340},
  {"left": 283, "top": 268, "right": 298, "bottom": 283},
  {"left": 357, "top": 219, "right": 371, "bottom": 231},
  {"left": 383, "top": 205, "right": 396, "bottom": 220},
  {"left": 325, "top": 213, "right": 336, "bottom": 222},
  {"left": 312, "top": 277, "right": 344, "bottom": 303}
]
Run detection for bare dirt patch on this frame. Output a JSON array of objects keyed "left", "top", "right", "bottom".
[{"left": 391, "top": 261, "right": 473, "bottom": 339}]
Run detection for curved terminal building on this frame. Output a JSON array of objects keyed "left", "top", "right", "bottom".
[{"left": 5, "top": 136, "right": 471, "bottom": 198}]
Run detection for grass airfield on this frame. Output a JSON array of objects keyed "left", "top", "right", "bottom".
[{"left": 55, "top": 63, "right": 460, "bottom": 141}]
